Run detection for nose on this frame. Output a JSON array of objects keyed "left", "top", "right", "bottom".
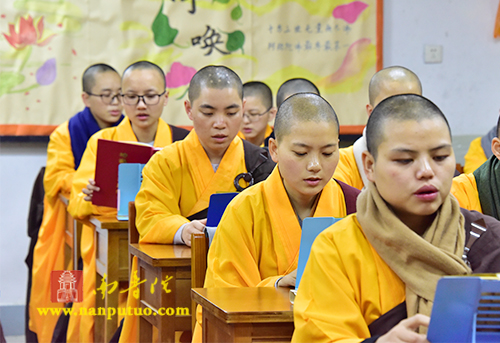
[
  {"left": 307, "top": 154, "right": 321, "bottom": 172},
  {"left": 213, "top": 114, "right": 227, "bottom": 129},
  {"left": 242, "top": 113, "right": 250, "bottom": 124},
  {"left": 136, "top": 97, "right": 147, "bottom": 109},
  {"left": 416, "top": 157, "right": 435, "bottom": 179}
]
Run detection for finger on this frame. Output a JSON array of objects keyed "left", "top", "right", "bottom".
[
  {"left": 199, "top": 218, "right": 207, "bottom": 224},
  {"left": 84, "top": 195, "right": 92, "bottom": 202},
  {"left": 402, "top": 314, "right": 430, "bottom": 330},
  {"left": 89, "top": 179, "right": 95, "bottom": 185}
]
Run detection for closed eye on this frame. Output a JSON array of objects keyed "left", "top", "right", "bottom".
[
  {"left": 433, "top": 155, "right": 449, "bottom": 162},
  {"left": 395, "top": 159, "right": 412, "bottom": 164},
  {"left": 294, "top": 151, "right": 307, "bottom": 157}
]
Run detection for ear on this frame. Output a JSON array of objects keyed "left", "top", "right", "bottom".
[
  {"left": 366, "top": 104, "right": 374, "bottom": 117},
  {"left": 492, "top": 137, "right": 500, "bottom": 160},
  {"left": 163, "top": 90, "right": 169, "bottom": 107},
  {"left": 184, "top": 100, "right": 193, "bottom": 121},
  {"left": 268, "top": 137, "right": 279, "bottom": 163},
  {"left": 268, "top": 107, "right": 277, "bottom": 122},
  {"left": 82, "top": 92, "right": 90, "bottom": 108},
  {"left": 362, "top": 150, "right": 376, "bottom": 182}
]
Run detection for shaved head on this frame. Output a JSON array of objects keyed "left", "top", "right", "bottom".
[
  {"left": 188, "top": 65, "right": 243, "bottom": 103},
  {"left": 366, "top": 94, "right": 450, "bottom": 159},
  {"left": 274, "top": 93, "right": 338, "bottom": 141},
  {"left": 276, "top": 78, "right": 320, "bottom": 108},
  {"left": 123, "top": 61, "right": 166, "bottom": 88},
  {"left": 82, "top": 63, "right": 119, "bottom": 93},
  {"left": 368, "top": 66, "right": 422, "bottom": 107},
  {"left": 243, "top": 81, "right": 273, "bottom": 109}
]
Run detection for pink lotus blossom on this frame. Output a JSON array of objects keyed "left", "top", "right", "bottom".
[
  {"left": 2, "top": 15, "right": 56, "bottom": 50},
  {"left": 166, "top": 62, "right": 196, "bottom": 88}
]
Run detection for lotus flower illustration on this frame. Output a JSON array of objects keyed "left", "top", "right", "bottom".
[{"left": 2, "top": 15, "right": 56, "bottom": 50}]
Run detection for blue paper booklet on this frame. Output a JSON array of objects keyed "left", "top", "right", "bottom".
[
  {"left": 117, "top": 163, "right": 145, "bottom": 221},
  {"left": 295, "top": 217, "right": 340, "bottom": 289},
  {"left": 203, "top": 192, "right": 238, "bottom": 246}
]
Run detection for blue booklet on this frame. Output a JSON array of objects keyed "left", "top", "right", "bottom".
[
  {"left": 117, "top": 163, "right": 145, "bottom": 221},
  {"left": 427, "top": 275, "right": 500, "bottom": 343},
  {"left": 295, "top": 217, "right": 340, "bottom": 289},
  {"left": 204, "top": 192, "right": 238, "bottom": 246}
]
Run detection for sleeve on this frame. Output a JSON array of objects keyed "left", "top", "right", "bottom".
[
  {"left": 450, "top": 174, "right": 483, "bottom": 212},
  {"left": 292, "top": 229, "right": 370, "bottom": 343},
  {"left": 463, "top": 137, "right": 488, "bottom": 174},
  {"left": 43, "top": 124, "right": 75, "bottom": 205},
  {"left": 204, "top": 198, "right": 281, "bottom": 288},
  {"left": 135, "top": 151, "right": 190, "bottom": 244},
  {"left": 333, "top": 147, "right": 364, "bottom": 191},
  {"left": 67, "top": 136, "right": 99, "bottom": 219}
]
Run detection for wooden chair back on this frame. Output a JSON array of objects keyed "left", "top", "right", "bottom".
[
  {"left": 128, "top": 201, "right": 139, "bottom": 273},
  {"left": 191, "top": 232, "right": 209, "bottom": 330}
]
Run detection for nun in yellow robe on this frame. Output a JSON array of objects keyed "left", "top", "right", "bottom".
[
  {"left": 29, "top": 108, "right": 124, "bottom": 343},
  {"left": 191, "top": 166, "right": 359, "bottom": 341},
  {"left": 66, "top": 118, "right": 175, "bottom": 343},
  {"left": 118, "top": 130, "right": 275, "bottom": 342}
]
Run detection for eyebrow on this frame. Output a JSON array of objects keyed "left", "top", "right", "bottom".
[
  {"left": 200, "top": 103, "right": 241, "bottom": 110},
  {"left": 390, "top": 144, "right": 453, "bottom": 154},
  {"left": 292, "top": 143, "right": 338, "bottom": 148}
]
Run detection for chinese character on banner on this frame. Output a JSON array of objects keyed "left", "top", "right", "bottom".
[
  {"left": 95, "top": 274, "right": 118, "bottom": 300},
  {"left": 191, "top": 25, "right": 229, "bottom": 56},
  {"left": 51, "top": 270, "right": 83, "bottom": 303},
  {"left": 171, "top": 0, "right": 196, "bottom": 14},
  {"left": 120, "top": 270, "right": 147, "bottom": 299}
]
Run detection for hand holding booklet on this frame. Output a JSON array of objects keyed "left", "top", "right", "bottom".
[{"left": 92, "top": 139, "right": 161, "bottom": 208}]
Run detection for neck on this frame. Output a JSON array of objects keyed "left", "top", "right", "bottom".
[
  {"left": 131, "top": 121, "right": 158, "bottom": 143},
  {"left": 289, "top": 192, "right": 319, "bottom": 222},
  {"left": 398, "top": 212, "right": 436, "bottom": 236},
  {"left": 203, "top": 147, "right": 227, "bottom": 165},
  {"left": 91, "top": 112, "right": 112, "bottom": 129}
]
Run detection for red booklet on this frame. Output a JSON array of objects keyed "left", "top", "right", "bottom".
[{"left": 92, "top": 139, "right": 161, "bottom": 208}]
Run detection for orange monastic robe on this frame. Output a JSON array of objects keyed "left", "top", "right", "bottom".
[
  {"left": 29, "top": 122, "right": 76, "bottom": 342},
  {"left": 66, "top": 118, "right": 174, "bottom": 343},
  {"left": 451, "top": 173, "right": 483, "bottom": 212},
  {"left": 333, "top": 146, "right": 364, "bottom": 191}
]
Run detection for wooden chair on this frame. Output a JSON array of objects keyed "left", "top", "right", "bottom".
[
  {"left": 191, "top": 233, "right": 209, "bottom": 330},
  {"left": 128, "top": 201, "right": 139, "bottom": 273}
]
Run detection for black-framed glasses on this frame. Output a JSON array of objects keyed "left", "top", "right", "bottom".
[
  {"left": 86, "top": 92, "right": 121, "bottom": 105},
  {"left": 243, "top": 106, "right": 272, "bottom": 122},
  {"left": 121, "top": 91, "right": 166, "bottom": 106}
]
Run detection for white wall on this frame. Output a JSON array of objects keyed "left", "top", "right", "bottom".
[
  {"left": 0, "top": 142, "right": 47, "bottom": 307},
  {"left": 383, "top": 0, "right": 500, "bottom": 136},
  {"left": 1, "top": 0, "right": 500, "bottom": 326}
]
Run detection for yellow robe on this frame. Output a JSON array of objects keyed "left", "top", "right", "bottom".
[
  {"left": 463, "top": 137, "right": 487, "bottom": 174},
  {"left": 29, "top": 121, "right": 76, "bottom": 342},
  {"left": 237, "top": 124, "right": 273, "bottom": 147},
  {"left": 193, "top": 166, "right": 352, "bottom": 342},
  {"left": 135, "top": 130, "right": 247, "bottom": 243},
  {"left": 66, "top": 118, "right": 173, "bottom": 343},
  {"left": 450, "top": 173, "right": 483, "bottom": 213},
  {"left": 333, "top": 146, "right": 364, "bottom": 191},
  {"left": 292, "top": 215, "right": 405, "bottom": 343},
  {"left": 119, "top": 131, "right": 248, "bottom": 343}
]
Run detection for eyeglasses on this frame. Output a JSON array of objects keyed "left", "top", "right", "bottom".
[
  {"left": 121, "top": 91, "right": 166, "bottom": 106},
  {"left": 243, "top": 107, "right": 272, "bottom": 122},
  {"left": 86, "top": 92, "right": 121, "bottom": 105}
]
